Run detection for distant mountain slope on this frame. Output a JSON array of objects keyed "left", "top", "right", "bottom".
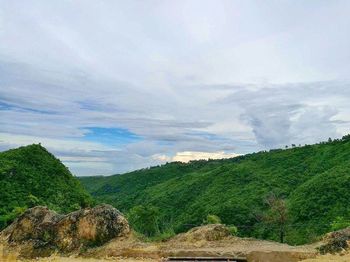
[
  {"left": 0, "top": 144, "right": 92, "bottom": 229},
  {"left": 79, "top": 136, "right": 350, "bottom": 244}
]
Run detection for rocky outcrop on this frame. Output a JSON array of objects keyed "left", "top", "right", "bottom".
[
  {"left": 170, "top": 224, "right": 231, "bottom": 243},
  {"left": 0, "top": 204, "right": 129, "bottom": 258},
  {"left": 318, "top": 227, "right": 350, "bottom": 254}
]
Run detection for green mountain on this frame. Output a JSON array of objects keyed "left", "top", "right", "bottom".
[
  {"left": 0, "top": 144, "right": 92, "bottom": 230},
  {"left": 79, "top": 136, "right": 350, "bottom": 244}
]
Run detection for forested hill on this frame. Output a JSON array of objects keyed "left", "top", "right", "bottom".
[
  {"left": 0, "top": 144, "right": 92, "bottom": 229},
  {"left": 79, "top": 135, "right": 350, "bottom": 244}
]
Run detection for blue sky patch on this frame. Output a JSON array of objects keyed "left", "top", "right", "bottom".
[
  {"left": 82, "top": 127, "right": 142, "bottom": 146},
  {"left": 0, "top": 100, "right": 56, "bottom": 114},
  {"left": 0, "top": 101, "right": 12, "bottom": 110}
]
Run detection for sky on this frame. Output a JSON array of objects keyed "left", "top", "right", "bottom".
[{"left": 1, "top": 0, "right": 350, "bottom": 176}]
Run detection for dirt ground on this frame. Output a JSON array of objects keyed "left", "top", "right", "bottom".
[
  {"left": 2, "top": 244, "right": 350, "bottom": 262},
  {"left": 1, "top": 225, "right": 344, "bottom": 262},
  {"left": 301, "top": 252, "right": 350, "bottom": 262},
  {"left": 26, "top": 252, "right": 350, "bottom": 262},
  {"left": 1, "top": 255, "right": 157, "bottom": 262},
  {"left": 5, "top": 253, "right": 350, "bottom": 262},
  {"left": 1, "top": 238, "right": 317, "bottom": 262}
]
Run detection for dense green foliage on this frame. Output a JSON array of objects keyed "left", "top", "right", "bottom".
[
  {"left": 80, "top": 136, "right": 350, "bottom": 244},
  {"left": 330, "top": 216, "right": 350, "bottom": 232},
  {"left": 0, "top": 144, "right": 93, "bottom": 229},
  {"left": 127, "top": 205, "right": 161, "bottom": 237}
]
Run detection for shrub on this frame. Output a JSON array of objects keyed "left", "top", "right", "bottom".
[
  {"left": 203, "top": 214, "right": 221, "bottom": 224},
  {"left": 149, "top": 227, "right": 176, "bottom": 242},
  {"left": 228, "top": 225, "right": 238, "bottom": 236},
  {"left": 127, "top": 205, "right": 160, "bottom": 237},
  {"left": 330, "top": 216, "right": 350, "bottom": 231}
]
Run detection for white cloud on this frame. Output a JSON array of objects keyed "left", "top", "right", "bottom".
[
  {"left": 0, "top": 132, "right": 114, "bottom": 152},
  {"left": 1, "top": 1, "right": 350, "bottom": 175},
  {"left": 172, "top": 151, "right": 240, "bottom": 163},
  {"left": 59, "top": 156, "right": 107, "bottom": 163}
]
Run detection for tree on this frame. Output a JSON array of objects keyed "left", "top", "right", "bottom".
[
  {"left": 264, "top": 194, "right": 288, "bottom": 243},
  {"left": 127, "top": 205, "right": 160, "bottom": 237}
]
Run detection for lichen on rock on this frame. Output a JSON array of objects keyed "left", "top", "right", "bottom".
[{"left": 0, "top": 204, "right": 130, "bottom": 258}]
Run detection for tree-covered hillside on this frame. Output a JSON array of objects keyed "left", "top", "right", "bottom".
[
  {"left": 0, "top": 144, "right": 92, "bottom": 230},
  {"left": 79, "top": 136, "right": 350, "bottom": 244}
]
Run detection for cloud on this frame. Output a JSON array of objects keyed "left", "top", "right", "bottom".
[
  {"left": 219, "top": 81, "right": 350, "bottom": 148},
  {"left": 172, "top": 151, "right": 240, "bottom": 163},
  {"left": 1, "top": 61, "right": 350, "bottom": 175},
  {"left": 1, "top": 1, "right": 350, "bottom": 175}
]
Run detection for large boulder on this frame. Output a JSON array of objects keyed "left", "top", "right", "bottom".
[{"left": 0, "top": 204, "right": 129, "bottom": 258}]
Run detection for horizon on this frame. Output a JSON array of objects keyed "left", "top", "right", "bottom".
[
  {"left": 4, "top": 133, "right": 346, "bottom": 177},
  {"left": 1, "top": 1, "right": 350, "bottom": 176}
]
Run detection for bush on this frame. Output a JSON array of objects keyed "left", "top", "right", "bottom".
[
  {"left": 149, "top": 227, "right": 176, "bottom": 242},
  {"left": 203, "top": 214, "right": 221, "bottom": 224},
  {"left": 228, "top": 225, "right": 238, "bottom": 236},
  {"left": 0, "top": 206, "right": 27, "bottom": 229},
  {"left": 127, "top": 205, "right": 160, "bottom": 237},
  {"left": 331, "top": 216, "right": 350, "bottom": 231},
  {"left": 27, "top": 194, "right": 40, "bottom": 207}
]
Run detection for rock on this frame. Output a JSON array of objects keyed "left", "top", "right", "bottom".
[
  {"left": 2, "top": 206, "right": 62, "bottom": 243},
  {"left": 171, "top": 224, "right": 231, "bottom": 242},
  {"left": 0, "top": 204, "right": 130, "bottom": 258},
  {"left": 318, "top": 227, "right": 350, "bottom": 254},
  {"left": 55, "top": 204, "right": 129, "bottom": 251}
]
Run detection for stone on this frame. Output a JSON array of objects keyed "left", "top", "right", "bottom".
[{"left": 0, "top": 204, "right": 130, "bottom": 258}]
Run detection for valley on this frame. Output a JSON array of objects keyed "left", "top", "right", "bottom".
[
  {"left": 1, "top": 139, "right": 350, "bottom": 261},
  {"left": 79, "top": 135, "right": 350, "bottom": 245}
]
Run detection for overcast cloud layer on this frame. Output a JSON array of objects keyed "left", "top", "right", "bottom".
[{"left": 1, "top": 0, "right": 350, "bottom": 176}]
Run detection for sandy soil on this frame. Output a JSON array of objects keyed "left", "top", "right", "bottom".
[
  {"left": 27, "top": 257, "right": 156, "bottom": 262},
  {"left": 1, "top": 237, "right": 316, "bottom": 261},
  {"left": 2, "top": 256, "right": 156, "bottom": 262},
  {"left": 3, "top": 253, "right": 350, "bottom": 262},
  {"left": 81, "top": 233, "right": 319, "bottom": 262},
  {"left": 301, "top": 252, "right": 350, "bottom": 262}
]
